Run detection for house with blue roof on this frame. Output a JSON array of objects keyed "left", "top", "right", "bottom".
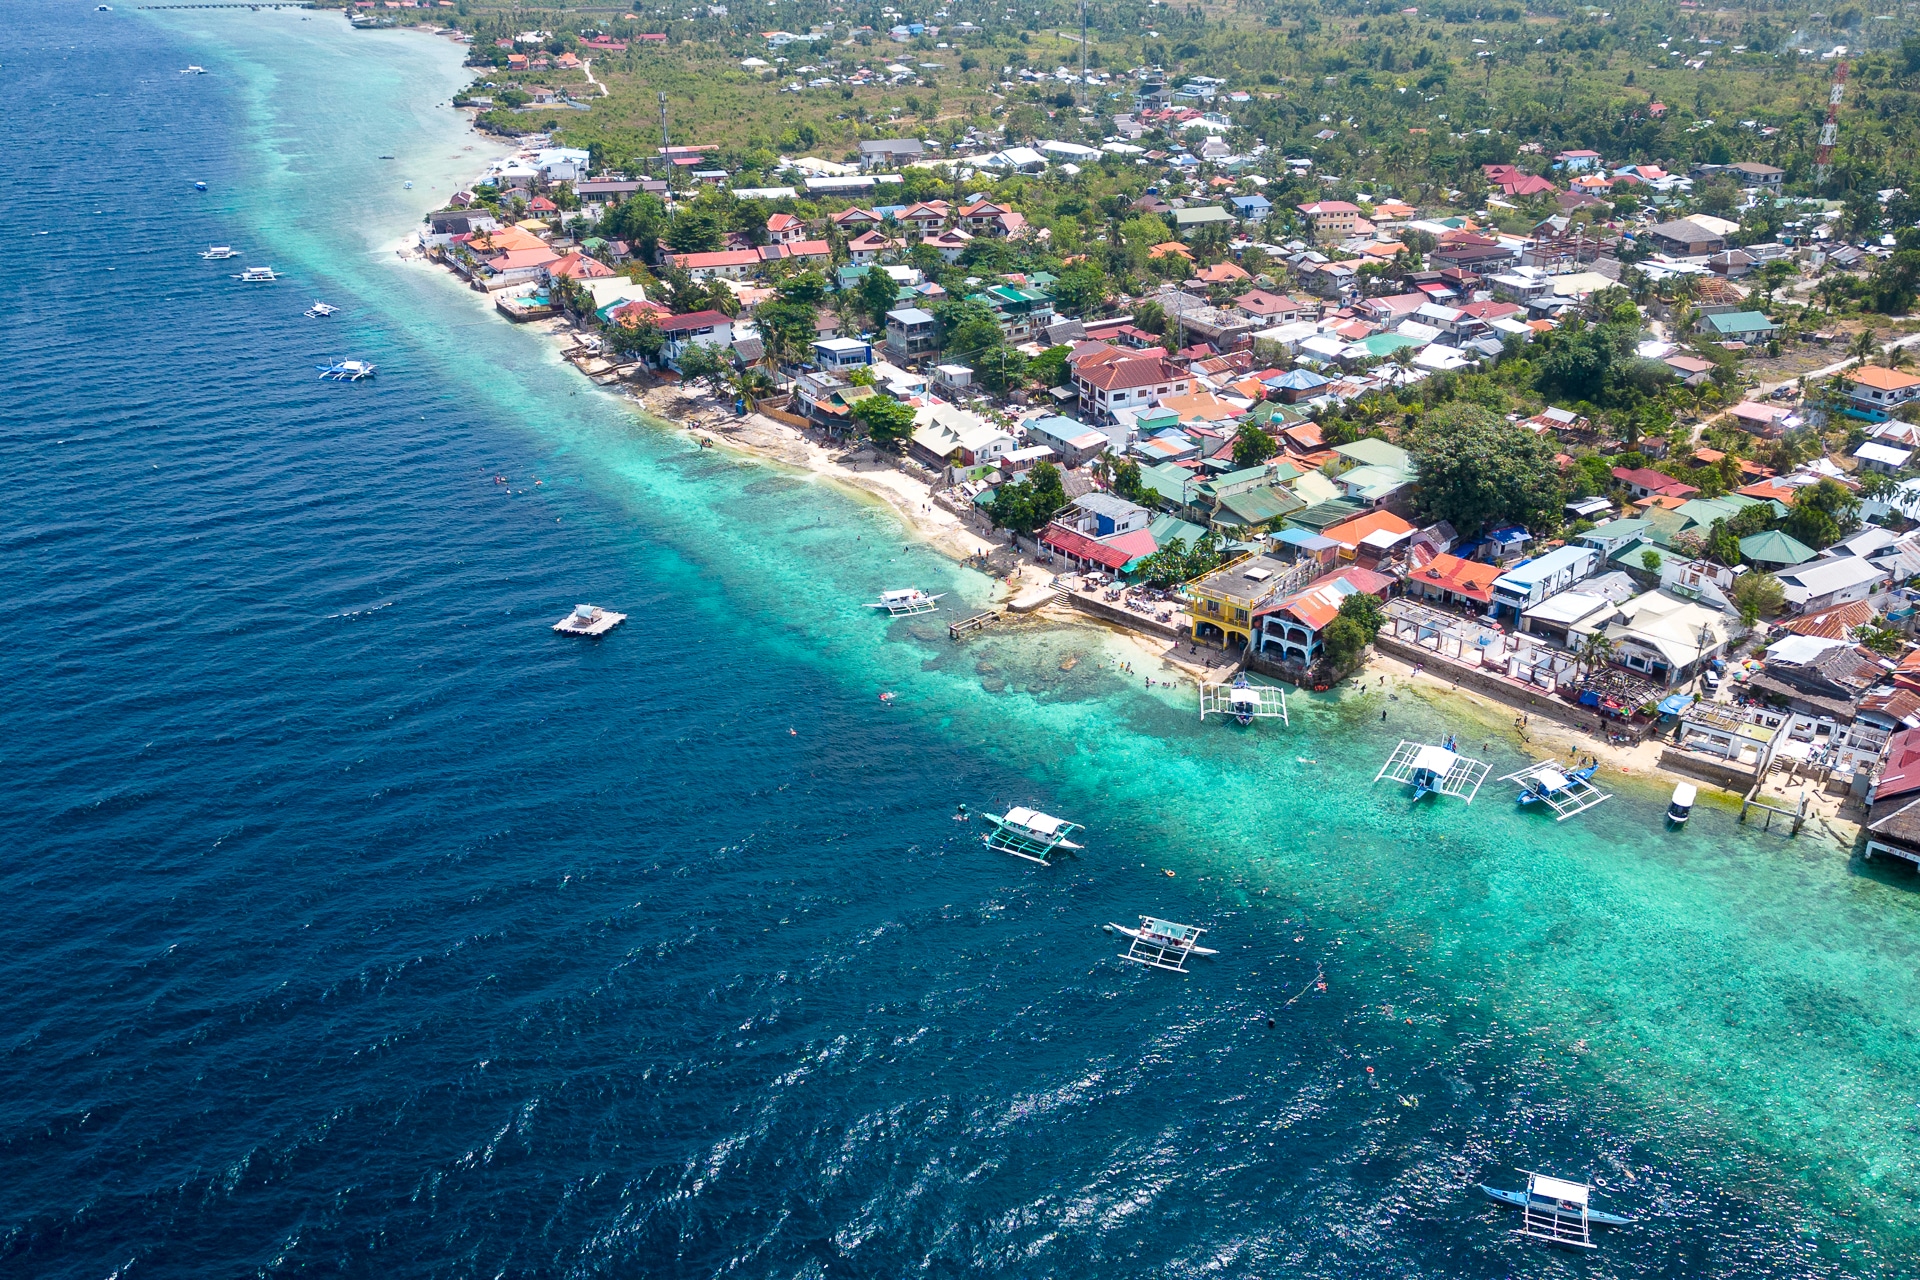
[{"left": 1228, "top": 193, "right": 1272, "bottom": 222}]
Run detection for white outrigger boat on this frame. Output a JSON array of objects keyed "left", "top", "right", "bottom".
[
  {"left": 1374, "top": 736, "right": 1489, "bottom": 804},
  {"left": 981, "top": 806, "right": 1083, "bottom": 863},
  {"left": 864, "top": 587, "right": 943, "bottom": 617},
  {"left": 317, "top": 359, "right": 377, "bottom": 381},
  {"left": 200, "top": 245, "right": 239, "bottom": 260},
  {"left": 305, "top": 301, "right": 337, "bottom": 318},
  {"left": 1667, "top": 781, "right": 1696, "bottom": 825},
  {"left": 233, "top": 266, "right": 280, "bottom": 282},
  {"left": 1109, "top": 916, "right": 1217, "bottom": 972},
  {"left": 1198, "top": 672, "right": 1288, "bottom": 725},
  {"left": 1480, "top": 1171, "right": 1632, "bottom": 1250}
]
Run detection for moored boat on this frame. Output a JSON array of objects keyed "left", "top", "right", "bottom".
[
  {"left": 233, "top": 266, "right": 280, "bottom": 282},
  {"left": 1479, "top": 1179, "right": 1633, "bottom": 1227},
  {"left": 305, "top": 302, "right": 338, "bottom": 318},
  {"left": 1667, "top": 781, "right": 1696, "bottom": 825},
  {"left": 200, "top": 245, "right": 239, "bottom": 260},
  {"left": 316, "top": 359, "right": 376, "bottom": 381},
  {"left": 864, "top": 587, "right": 943, "bottom": 617}
]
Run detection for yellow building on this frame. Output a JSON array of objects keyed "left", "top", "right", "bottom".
[{"left": 1187, "top": 555, "right": 1293, "bottom": 649}]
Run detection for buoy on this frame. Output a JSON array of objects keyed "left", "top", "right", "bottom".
[
  {"left": 1365, "top": 1066, "right": 1374, "bottom": 1074},
  {"left": 1162, "top": 868, "right": 1175, "bottom": 877}
]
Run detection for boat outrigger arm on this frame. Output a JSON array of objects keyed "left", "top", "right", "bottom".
[
  {"left": 865, "top": 588, "right": 944, "bottom": 617},
  {"left": 981, "top": 806, "right": 1083, "bottom": 863}
]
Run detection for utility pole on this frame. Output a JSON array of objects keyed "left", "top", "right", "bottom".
[{"left": 658, "top": 90, "right": 670, "bottom": 153}]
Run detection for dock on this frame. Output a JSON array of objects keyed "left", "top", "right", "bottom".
[
  {"left": 949, "top": 610, "right": 999, "bottom": 640},
  {"left": 552, "top": 604, "right": 626, "bottom": 636}
]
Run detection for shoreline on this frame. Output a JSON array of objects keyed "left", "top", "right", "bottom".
[{"left": 395, "top": 119, "right": 1855, "bottom": 822}]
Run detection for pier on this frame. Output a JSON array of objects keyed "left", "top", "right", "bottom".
[{"left": 949, "top": 610, "right": 999, "bottom": 640}]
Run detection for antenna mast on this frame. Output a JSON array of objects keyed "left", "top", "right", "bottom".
[{"left": 1814, "top": 60, "right": 1848, "bottom": 190}]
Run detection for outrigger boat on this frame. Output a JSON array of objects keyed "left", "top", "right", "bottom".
[
  {"left": 1503, "top": 760, "right": 1612, "bottom": 821},
  {"left": 1374, "top": 736, "right": 1490, "bottom": 804},
  {"left": 1480, "top": 1172, "right": 1632, "bottom": 1250},
  {"left": 864, "top": 587, "right": 943, "bottom": 617},
  {"left": 1198, "top": 672, "right": 1288, "bottom": 726},
  {"left": 233, "top": 266, "right": 280, "bottom": 282},
  {"left": 317, "top": 359, "right": 377, "bottom": 381},
  {"left": 200, "top": 245, "right": 239, "bottom": 260},
  {"left": 981, "top": 806, "right": 1083, "bottom": 863},
  {"left": 1667, "top": 781, "right": 1696, "bottom": 825},
  {"left": 1109, "top": 916, "right": 1217, "bottom": 972},
  {"left": 305, "top": 302, "right": 337, "bottom": 318}
]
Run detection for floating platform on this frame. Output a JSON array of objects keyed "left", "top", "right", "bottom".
[
  {"left": 1502, "top": 761, "right": 1611, "bottom": 821},
  {"left": 553, "top": 603, "right": 626, "bottom": 636},
  {"left": 1375, "top": 739, "right": 1490, "bottom": 803},
  {"left": 1199, "top": 674, "right": 1288, "bottom": 725},
  {"left": 1111, "top": 916, "right": 1217, "bottom": 972}
]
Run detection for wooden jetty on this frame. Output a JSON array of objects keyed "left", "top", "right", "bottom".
[
  {"left": 552, "top": 603, "right": 626, "bottom": 636},
  {"left": 949, "top": 609, "right": 999, "bottom": 640},
  {"left": 1739, "top": 783, "right": 1808, "bottom": 834}
]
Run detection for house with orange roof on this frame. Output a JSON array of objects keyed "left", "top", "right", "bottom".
[
  {"left": 1149, "top": 241, "right": 1195, "bottom": 262},
  {"left": 766, "top": 211, "right": 807, "bottom": 244},
  {"left": 1193, "top": 261, "right": 1251, "bottom": 286},
  {"left": 1401, "top": 553, "right": 1502, "bottom": 608},
  {"left": 1252, "top": 565, "right": 1396, "bottom": 666},
  {"left": 546, "top": 251, "right": 615, "bottom": 281},
  {"left": 1843, "top": 364, "right": 1920, "bottom": 422},
  {"left": 1320, "top": 509, "right": 1417, "bottom": 560}
]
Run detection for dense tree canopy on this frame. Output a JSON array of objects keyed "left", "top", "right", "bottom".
[
  {"left": 1408, "top": 403, "right": 1564, "bottom": 535},
  {"left": 986, "top": 462, "right": 1067, "bottom": 536}
]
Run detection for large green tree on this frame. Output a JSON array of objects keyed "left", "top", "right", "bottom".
[
  {"left": 1231, "top": 422, "right": 1278, "bottom": 468},
  {"left": 1408, "top": 403, "right": 1564, "bottom": 535},
  {"left": 1781, "top": 477, "right": 1859, "bottom": 550},
  {"left": 987, "top": 461, "right": 1068, "bottom": 536},
  {"left": 849, "top": 395, "right": 917, "bottom": 449}
]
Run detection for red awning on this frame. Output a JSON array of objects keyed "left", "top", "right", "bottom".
[{"left": 1039, "top": 523, "right": 1134, "bottom": 570}]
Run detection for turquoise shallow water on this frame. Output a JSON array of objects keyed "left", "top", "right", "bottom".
[{"left": 4, "top": 4, "right": 1920, "bottom": 1274}]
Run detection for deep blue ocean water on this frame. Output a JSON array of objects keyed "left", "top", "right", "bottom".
[{"left": 5, "top": 5, "right": 1920, "bottom": 1277}]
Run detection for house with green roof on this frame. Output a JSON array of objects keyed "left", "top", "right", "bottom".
[
  {"left": 1288, "top": 498, "right": 1370, "bottom": 532},
  {"left": 1704, "top": 311, "right": 1779, "bottom": 340},
  {"left": 1738, "top": 528, "right": 1818, "bottom": 569},
  {"left": 1212, "top": 483, "right": 1305, "bottom": 533}
]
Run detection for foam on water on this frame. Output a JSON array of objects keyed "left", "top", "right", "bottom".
[{"left": 2, "top": 4, "right": 1917, "bottom": 1276}]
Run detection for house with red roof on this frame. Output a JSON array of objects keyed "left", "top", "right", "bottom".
[
  {"left": 1297, "top": 200, "right": 1361, "bottom": 241},
  {"left": 1252, "top": 566, "right": 1395, "bottom": 667},
  {"left": 766, "top": 212, "right": 806, "bottom": 244},
  {"left": 1612, "top": 466, "right": 1699, "bottom": 501},
  {"left": 1071, "top": 349, "right": 1192, "bottom": 423}
]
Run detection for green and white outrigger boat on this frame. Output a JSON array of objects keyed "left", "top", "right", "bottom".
[{"left": 981, "top": 806, "right": 1084, "bottom": 863}]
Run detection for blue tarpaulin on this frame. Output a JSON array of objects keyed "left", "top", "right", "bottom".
[{"left": 1657, "top": 693, "right": 1697, "bottom": 716}]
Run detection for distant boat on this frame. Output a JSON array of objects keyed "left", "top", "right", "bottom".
[
  {"left": 200, "top": 245, "right": 239, "bottom": 260},
  {"left": 193, "top": 181, "right": 208, "bottom": 191},
  {"left": 180, "top": 65, "right": 207, "bottom": 75},
  {"left": 96, "top": 4, "right": 112, "bottom": 10},
  {"left": 864, "top": 587, "right": 943, "bottom": 616},
  {"left": 981, "top": 806, "right": 1083, "bottom": 864},
  {"left": 1667, "top": 782, "right": 1696, "bottom": 825},
  {"left": 233, "top": 266, "right": 279, "bottom": 282},
  {"left": 305, "top": 302, "right": 337, "bottom": 318},
  {"left": 316, "top": 359, "right": 376, "bottom": 381},
  {"left": 403, "top": 181, "right": 413, "bottom": 189}
]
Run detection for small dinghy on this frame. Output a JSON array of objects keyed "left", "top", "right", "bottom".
[{"left": 1667, "top": 782, "right": 1696, "bottom": 825}]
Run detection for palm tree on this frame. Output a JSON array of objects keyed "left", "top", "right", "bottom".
[
  {"left": 1851, "top": 328, "right": 1879, "bottom": 365},
  {"left": 1578, "top": 631, "right": 1616, "bottom": 682},
  {"left": 1884, "top": 343, "right": 1914, "bottom": 370}
]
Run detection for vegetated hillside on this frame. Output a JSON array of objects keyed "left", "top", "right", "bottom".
[{"left": 360, "top": 0, "right": 1919, "bottom": 201}]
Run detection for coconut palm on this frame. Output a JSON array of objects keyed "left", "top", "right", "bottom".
[
  {"left": 1578, "top": 630, "right": 1617, "bottom": 682},
  {"left": 1851, "top": 328, "right": 1879, "bottom": 364}
]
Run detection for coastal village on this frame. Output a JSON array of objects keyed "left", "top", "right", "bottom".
[{"left": 404, "top": 31, "right": 1920, "bottom": 863}]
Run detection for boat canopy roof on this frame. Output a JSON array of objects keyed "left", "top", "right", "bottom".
[
  {"left": 1529, "top": 1174, "right": 1591, "bottom": 1206},
  {"left": 1671, "top": 782, "right": 1697, "bottom": 805},
  {"left": 1141, "top": 917, "right": 1201, "bottom": 941},
  {"left": 1530, "top": 767, "right": 1571, "bottom": 792},
  {"left": 1411, "top": 744, "right": 1458, "bottom": 773},
  {"left": 1003, "top": 806, "right": 1061, "bottom": 834},
  {"left": 1229, "top": 686, "right": 1260, "bottom": 705}
]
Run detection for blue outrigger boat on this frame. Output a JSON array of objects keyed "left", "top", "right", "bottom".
[
  {"left": 1480, "top": 1172, "right": 1633, "bottom": 1250},
  {"left": 1374, "top": 735, "right": 1489, "bottom": 804},
  {"left": 1502, "top": 759, "right": 1612, "bottom": 821}
]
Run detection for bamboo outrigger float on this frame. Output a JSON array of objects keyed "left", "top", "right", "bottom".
[
  {"left": 1502, "top": 760, "right": 1612, "bottom": 821},
  {"left": 981, "top": 807, "right": 1083, "bottom": 863},
  {"left": 1199, "top": 673, "right": 1288, "bottom": 725},
  {"left": 1479, "top": 1171, "right": 1632, "bottom": 1250},
  {"left": 1374, "top": 737, "right": 1490, "bottom": 803},
  {"left": 1108, "top": 916, "right": 1216, "bottom": 972}
]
